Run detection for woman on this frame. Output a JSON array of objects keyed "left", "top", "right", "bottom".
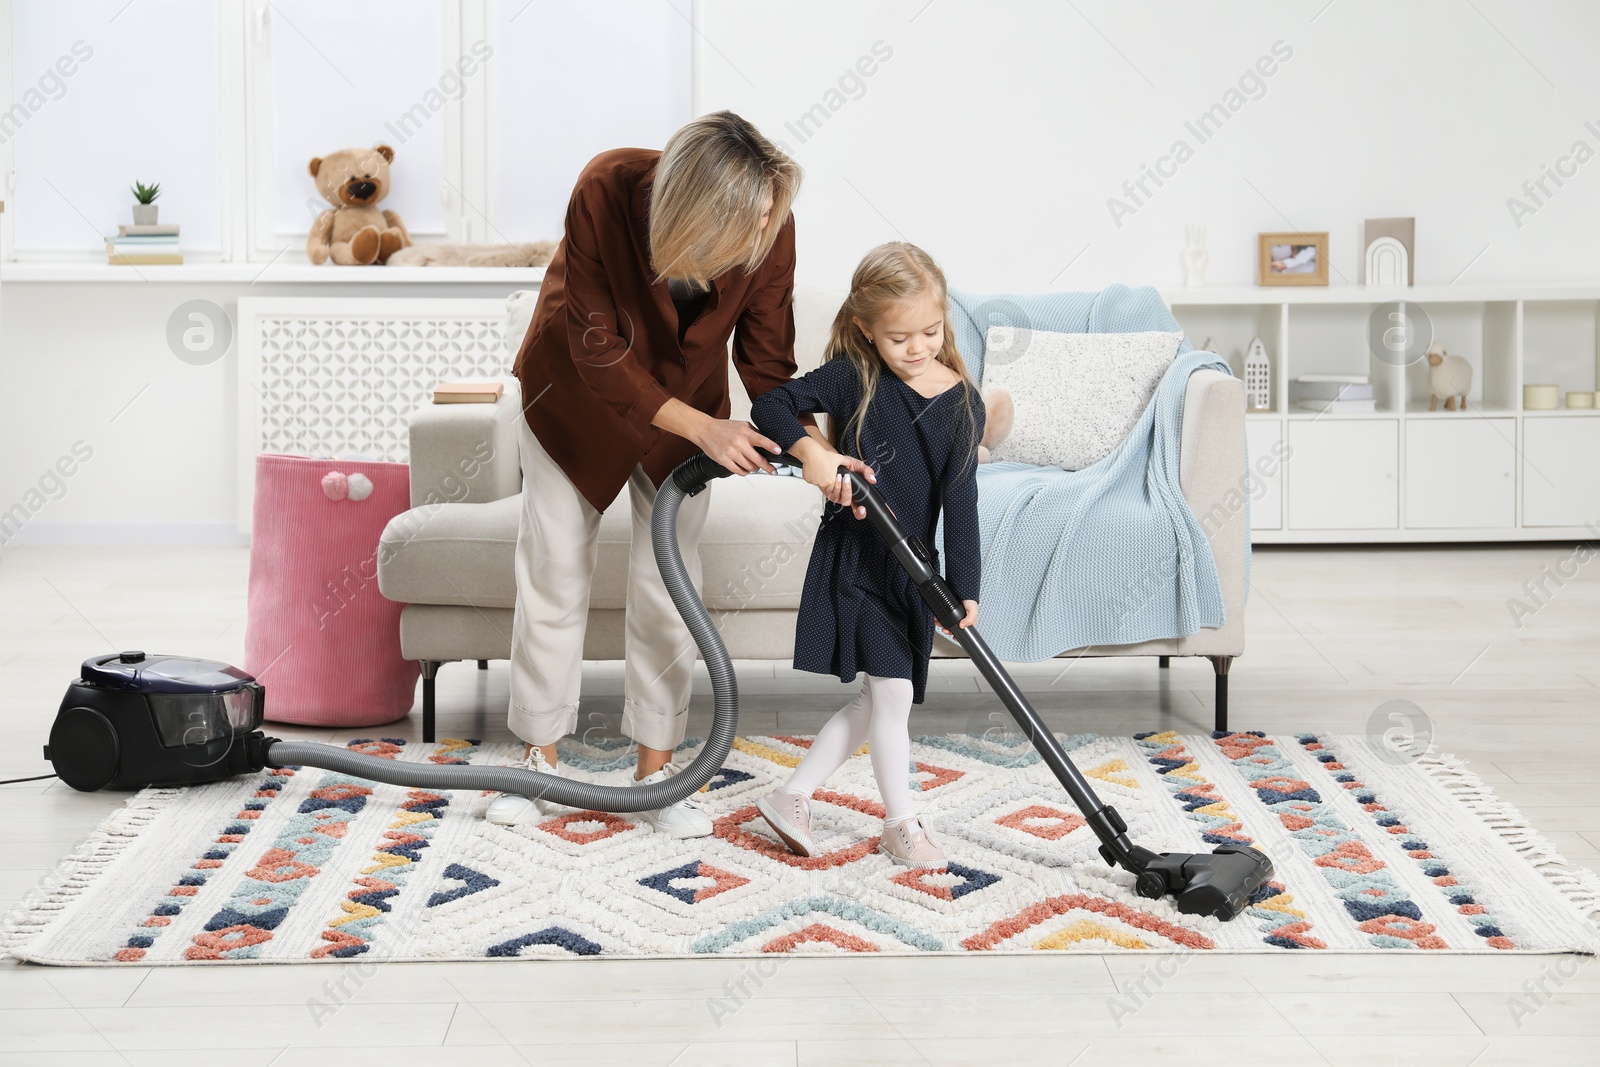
[{"left": 495, "top": 111, "right": 871, "bottom": 837}]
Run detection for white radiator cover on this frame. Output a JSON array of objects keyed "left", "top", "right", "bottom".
[{"left": 236, "top": 297, "right": 512, "bottom": 532}]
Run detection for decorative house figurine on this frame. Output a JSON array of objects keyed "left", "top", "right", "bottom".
[
  {"left": 1244, "top": 336, "right": 1271, "bottom": 411},
  {"left": 1426, "top": 342, "right": 1472, "bottom": 411}
]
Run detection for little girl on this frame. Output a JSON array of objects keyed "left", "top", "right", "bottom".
[{"left": 749, "top": 242, "right": 984, "bottom": 869}]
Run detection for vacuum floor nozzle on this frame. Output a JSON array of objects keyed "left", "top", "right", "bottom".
[{"left": 1136, "top": 845, "right": 1276, "bottom": 921}]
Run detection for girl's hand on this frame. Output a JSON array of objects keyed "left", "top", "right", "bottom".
[
  {"left": 792, "top": 439, "right": 875, "bottom": 518},
  {"left": 937, "top": 600, "right": 979, "bottom": 637}
]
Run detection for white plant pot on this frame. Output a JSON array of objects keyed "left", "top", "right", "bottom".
[{"left": 132, "top": 204, "right": 159, "bottom": 225}]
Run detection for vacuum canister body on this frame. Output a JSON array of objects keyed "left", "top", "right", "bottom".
[{"left": 46, "top": 652, "right": 267, "bottom": 791}]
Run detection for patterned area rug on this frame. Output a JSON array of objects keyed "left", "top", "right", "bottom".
[{"left": 6, "top": 731, "right": 1598, "bottom": 963}]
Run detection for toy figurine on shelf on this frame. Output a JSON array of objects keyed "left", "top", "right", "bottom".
[{"left": 1426, "top": 342, "right": 1472, "bottom": 411}]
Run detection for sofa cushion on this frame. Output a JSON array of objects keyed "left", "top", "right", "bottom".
[
  {"left": 984, "top": 328, "right": 1182, "bottom": 470},
  {"left": 379, "top": 494, "right": 522, "bottom": 609},
  {"left": 380, "top": 471, "right": 823, "bottom": 612},
  {"left": 948, "top": 284, "right": 1186, "bottom": 382}
]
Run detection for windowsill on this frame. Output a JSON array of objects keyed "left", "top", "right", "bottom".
[{"left": 0, "top": 261, "right": 547, "bottom": 284}]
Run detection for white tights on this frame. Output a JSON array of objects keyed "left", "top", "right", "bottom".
[{"left": 783, "top": 674, "right": 916, "bottom": 823}]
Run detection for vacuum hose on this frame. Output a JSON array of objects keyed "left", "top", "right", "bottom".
[{"left": 266, "top": 453, "right": 736, "bottom": 812}]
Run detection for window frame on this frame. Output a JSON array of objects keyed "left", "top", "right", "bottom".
[{"left": 241, "top": 0, "right": 476, "bottom": 262}]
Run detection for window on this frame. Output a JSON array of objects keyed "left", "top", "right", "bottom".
[
  {"left": 6, "top": 0, "right": 223, "bottom": 256},
  {"left": 264, "top": 0, "right": 446, "bottom": 247}
]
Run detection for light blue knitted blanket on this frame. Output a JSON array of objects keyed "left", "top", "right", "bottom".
[{"left": 940, "top": 284, "right": 1242, "bottom": 662}]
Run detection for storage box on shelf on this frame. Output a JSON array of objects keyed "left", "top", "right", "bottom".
[{"left": 1163, "top": 286, "right": 1600, "bottom": 543}]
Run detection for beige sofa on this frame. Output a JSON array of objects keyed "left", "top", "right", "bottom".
[{"left": 377, "top": 287, "right": 1247, "bottom": 741}]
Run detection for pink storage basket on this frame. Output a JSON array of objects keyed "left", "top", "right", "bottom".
[{"left": 244, "top": 453, "right": 420, "bottom": 727}]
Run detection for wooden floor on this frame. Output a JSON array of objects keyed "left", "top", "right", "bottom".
[{"left": 1, "top": 542, "right": 1597, "bottom": 1065}]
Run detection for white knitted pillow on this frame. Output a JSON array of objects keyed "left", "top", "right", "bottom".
[{"left": 982, "top": 327, "right": 1182, "bottom": 471}]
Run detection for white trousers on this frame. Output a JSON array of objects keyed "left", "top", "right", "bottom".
[{"left": 508, "top": 419, "right": 711, "bottom": 751}]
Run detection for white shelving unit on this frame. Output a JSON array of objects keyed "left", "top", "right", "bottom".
[{"left": 1162, "top": 286, "right": 1600, "bottom": 544}]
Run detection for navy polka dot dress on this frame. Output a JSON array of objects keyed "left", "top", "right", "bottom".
[{"left": 751, "top": 358, "right": 985, "bottom": 704}]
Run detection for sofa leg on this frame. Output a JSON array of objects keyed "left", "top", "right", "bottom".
[
  {"left": 420, "top": 660, "right": 441, "bottom": 744},
  {"left": 477, "top": 659, "right": 488, "bottom": 670},
  {"left": 1209, "top": 656, "right": 1232, "bottom": 733},
  {"left": 1158, "top": 656, "right": 1170, "bottom": 669}
]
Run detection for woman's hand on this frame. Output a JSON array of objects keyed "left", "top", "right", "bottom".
[
  {"left": 653, "top": 400, "right": 777, "bottom": 474},
  {"left": 693, "top": 415, "right": 781, "bottom": 475},
  {"left": 937, "top": 601, "right": 979, "bottom": 637},
  {"left": 790, "top": 437, "right": 875, "bottom": 518}
]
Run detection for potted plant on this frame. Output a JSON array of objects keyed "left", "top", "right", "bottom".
[{"left": 131, "top": 181, "right": 161, "bottom": 225}]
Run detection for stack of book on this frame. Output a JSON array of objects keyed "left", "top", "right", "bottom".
[
  {"left": 433, "top": 381, "right": 504, "bottom": 404},
  {"left": 1291, "top": 374, "right": 1375, "bottom": 413},
  {"left": 106, "top": 224, "right": 181, "bottom": 265}
]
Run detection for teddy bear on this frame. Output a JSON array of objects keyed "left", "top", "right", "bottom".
[{"left": 306, "top": 145, "right": 412, "bottom": 265}]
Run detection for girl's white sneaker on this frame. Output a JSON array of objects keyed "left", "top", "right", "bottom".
[
  {"left": 879, "top": 816, "right": 946, "bottom": 869},
  {"left": 756, "top": 789, "right": 817, "bottom": 857}
]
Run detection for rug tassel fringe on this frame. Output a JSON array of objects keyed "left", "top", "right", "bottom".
[
  {"left": 0, "top": 787, "right": 182, "bottom": 961},
  {"left": 1421, "top": 751, "right": 1600, "bottom": 943}
]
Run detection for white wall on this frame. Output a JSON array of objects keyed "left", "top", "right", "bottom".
[
  {"left": 694, "top": 0, "right": 1600, "bottom": 291},
  {"left": 0, "top": 277, "right": 531, "bottom": 546},
  {"left": 488, "top": 0, "right": 692, "bottom": 242}
]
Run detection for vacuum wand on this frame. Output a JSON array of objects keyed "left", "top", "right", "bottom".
[{"left": 771, "top": 452, "right": 1274, "bottom": 921}]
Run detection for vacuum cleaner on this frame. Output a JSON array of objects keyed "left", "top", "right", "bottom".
[{"left": 43, "top": 451, "right": 1273, "bottom": 921}]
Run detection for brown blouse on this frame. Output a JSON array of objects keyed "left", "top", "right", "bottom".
[{"left": 512, "top": 148, "right": 807, "bottom": 513}]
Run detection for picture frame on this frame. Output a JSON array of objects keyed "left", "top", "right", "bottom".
[{"left": 1258, "top": 231, "right": 1329, "bottom": 287}]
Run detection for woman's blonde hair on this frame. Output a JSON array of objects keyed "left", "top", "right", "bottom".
[
  {"left": 825, "top": 242, "right": 979, "bottom": 474},
  {"left": 648, "top": 111, "right": 801, "bottom": 285}
]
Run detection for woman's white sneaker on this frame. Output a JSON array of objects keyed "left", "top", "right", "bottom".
[
  {"left": 633, "top": 762, "right": 713, "bottom": 839},
  {"left": 484, "top": 748, "right": 562, "bottom": 826},
  {"left": 756, "top": 789, "right": 817, "bottom": 857}
]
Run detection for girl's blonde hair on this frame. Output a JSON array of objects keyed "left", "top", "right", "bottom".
[
  {"left": 825, "top": 242, "right": 979, "bottom": 473},
  {"left": 648, "top": 111, "right": 802, "bottom": 285}
]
